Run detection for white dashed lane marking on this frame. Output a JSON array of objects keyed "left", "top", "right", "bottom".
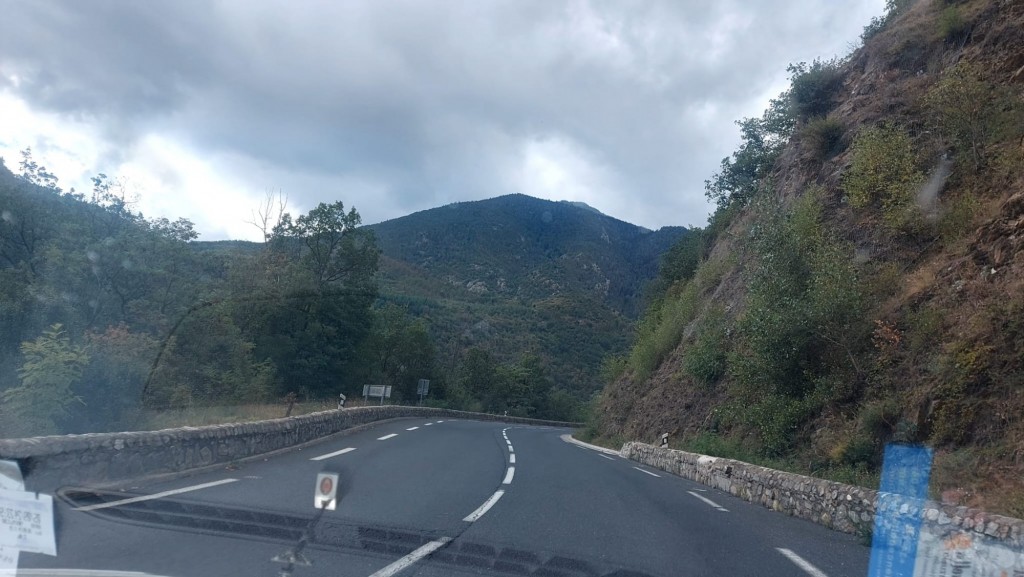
[
  {"left": 632, "top": 466, "right": 661, "bottom": 478},
  {"left": 502, "top": 466, "right": 515, "bottom": 485},
  {"left": 406, "top": 426, "right": 419, "bottom": 431},
  {"left": 73, "top": 479, "right": 238, "bottom": 512},
  {"left": 687, "top": 490, "right": 728, "bottom": 512},
  {"left": 310, "top": 447, "right": 356, "bottom": 461},
  {"left": 424, "top": 423, "right": 433, "bottom": 426},
  {"left": 509, "top": 454, "right": 516, "bottom": 464},
  {"left": 776, "top": 548, "right": 829, "bottom": 577},
  {"left": 368, "top": 537, "right": 453, "bottom": 577},
  {"left": 463, "top": 490, "right": 505, "bottom": 522},
  {"left": 377, "top": 433, "right": 398, "bottom": 441}
]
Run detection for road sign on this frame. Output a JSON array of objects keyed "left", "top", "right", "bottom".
[
  {"left": 417, "top": 379, "right": 430, "bottom": 396},
  {"left": 314, "top": 472, "right": 339, "bottom": 511}
]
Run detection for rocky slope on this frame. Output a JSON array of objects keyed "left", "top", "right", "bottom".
[{"left": 594, "top": 0, "right": 1024, "bottom": 516}]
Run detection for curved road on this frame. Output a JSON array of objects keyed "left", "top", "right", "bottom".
[{"left": 21, "top": 418, "right": 869, "bottom": 576}]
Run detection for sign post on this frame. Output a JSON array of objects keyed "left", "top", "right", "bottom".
[
  {"left": 417, "top": 379, "right": 430, "bottom": 405},
  {"left": 314, "top": 472, "right": 339, "bottom": 511},
  {"left": 362, "top": 385, "right": 392, "bottom": 405}
]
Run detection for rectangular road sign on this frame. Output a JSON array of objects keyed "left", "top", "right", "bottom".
[
  {"left": 365, "top": 385, "right": 392, "bottom": 398},
  {"left": 417, "top": 379, "right": 430, "bottom": 396}
]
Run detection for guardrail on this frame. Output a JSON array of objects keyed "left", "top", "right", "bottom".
[{"left": 0, "top": 407, "right": 578, "bottom": 491}]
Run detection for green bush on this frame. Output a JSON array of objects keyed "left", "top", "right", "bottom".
[
  {"left": 788, "top": 59, "right": 844, "bottom": 120},
  {"left": 683, "top": 432, "right": 758, "bottom": 462},
  {"left": 599, "top": 354, "right": 628, "bottom": 385},
  {"left": 802, "top": 116, "right": 846, "bottom": 161},
  {"left": 627, "top": 281, "right": 700, "bottom": 382},
  {"left": 937, "top": 193, "right": 979, "bottom": 244},
  {"left": 682, "top": 308, "right": 729, "bottom": 387},
  {"left": 906, "top": 306, "right": 944, "bottom": 354},
  {"left": 732, "top": 190, "right": 866, "bottom": 401},
  {"left": 842, "top": 124, "right": 924, "bottom": 229},
  {"left": 862, "top": 0, "right": 914, "bottom": 42},
  {"left": 938, "top": 6, "right": 968, "bottom": 43},
  {"left": 924, "top": 62, "right": 1003, "bottom": 173}
]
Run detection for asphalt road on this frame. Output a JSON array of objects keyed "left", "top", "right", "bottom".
[{"left": 18, "top": 418, "right": 870, "bottom": 577}]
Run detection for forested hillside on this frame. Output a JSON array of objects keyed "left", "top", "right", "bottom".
[
  {"left": 199, "top": 195, "right": 687, "bottom": 398},
  {"left": 368, "top": 195, "right": 686, "bottom": 395},
  {"left": 591, "top": 0, "right": 1024, "bottom": 516},
  {"left": 0, "top": 156, "right": 682, "bottom": 437}
]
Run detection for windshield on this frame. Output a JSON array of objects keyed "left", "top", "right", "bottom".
[{"left": 2, "top": 0, "right": 1024, "bottom": 576}]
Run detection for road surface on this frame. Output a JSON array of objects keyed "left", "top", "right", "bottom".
[{"left": 19, "top": 418, "right": 869, "bottom": 576}]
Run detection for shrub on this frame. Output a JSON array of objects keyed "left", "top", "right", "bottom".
[
  {"left": 788, "top": 59, "right": 844, "bottom": 120},
  {"left": 732, "top": 190, "right": 866, "bottom": 402},
  {"left": 938, "top": 6, "right": 969, "bottom": 43},
  {"left": 937, "top": 193, "right": 979, "bottom": 244},
  {"left": 906, "top": 306, "right": 944, "bottom": 354},
  {"left": 842, "top": 124, "right": 924, "bottom": 229},
  {"left": 627, "top": 281, "right": 700, "bottom": 382},
  {"left": 682, "top": 307, "right": 729, "bottom": 387},
  {"left": 704, "top": 95, "right": 794, "bottom": 210},
  {"left": 861, "top": 0, "right": 913, "bottom": 42},
  {"left": 924, "top": 62, "right": 1002, "bottom": 173},
  {"left": 599, "top": 354, "right": 627, "bottom": 384},
  {"left": 802, "top": 116, "right": 846, "bottom": 161}
]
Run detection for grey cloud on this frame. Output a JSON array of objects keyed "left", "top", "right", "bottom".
[{"left": 0, "top": 0, "right": 884, "bottom": 232}]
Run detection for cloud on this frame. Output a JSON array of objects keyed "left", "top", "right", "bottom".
[{"left": 0, "top": 0, "right": 885, "bottom": 239}]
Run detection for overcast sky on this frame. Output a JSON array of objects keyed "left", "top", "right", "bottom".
[{"left": 0, "top": 0, "right": 883, "bottom": 240}]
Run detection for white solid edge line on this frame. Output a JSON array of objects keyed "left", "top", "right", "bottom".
[
  {"left": 503, "top": 466, "right": 516, "bottom": 484},
  {"left": 74, "top": 478, "right": 238, "bottom": 512},
  {"left": 776, "top": 548, "right": 829, "bottom": 577},
  {"left": 378, "top": 433, "right": 398, "bottom": 440},
  {"left": 632, "top": 466, "right": 661, "bottom": 478},
  {"left": 559, "top": 433, "right": 620, "bottom": 456},
  {"left": 367, "top": 537, "right": 453, "bottom": 577},
  {"left": 406, "top": 426, "right": 419, "bottom": 431},
  {"left": 599, "top": 454, "right": 615, "bottom": 460},
  {"left": 310, "top": 447, "right": 356, "bottom": 461},
  {"left": 508, "top": 446, "right": 514, "bottom": 453},
  {"left": 463, "top": 490, "right": 505, "bottom": 522},
  {"left": 687, "top": 490, "right": 728, "bottom": 512},
  {"left": 509, "top": 454, "right": 516, "bottom": 464}
]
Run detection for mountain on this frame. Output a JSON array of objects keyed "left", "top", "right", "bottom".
[
  {"left": 369, "top": 194, "right": 684, "bottom": 317},
  {"left": 590, "top": 0, "right": 1024, "bottom": 516},
  {"left": 367, "top": 194, "right": 687, "bottom": 394},
  {"left": 191, "top": 195, "right": 687, "bottom": 396}
]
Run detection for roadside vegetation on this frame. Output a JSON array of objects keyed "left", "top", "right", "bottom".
[
  {"left": 593, "top": 0, "right": 1024, "bottom": 516},
  {"left": 0, "top": 158, "right": 583, "bottom": 438}
]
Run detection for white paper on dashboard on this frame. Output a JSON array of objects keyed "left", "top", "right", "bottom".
[
  {"left": 0, "top": 488, "right": 56, "bottom": 556},
  {"left": 0, "top": 460, "right": 25, "bottom": 569}
]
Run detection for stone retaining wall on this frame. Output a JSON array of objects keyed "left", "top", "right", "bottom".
[
  {"left": 623, "top": 442, "right": 1024, "bottom": 548},
  {"left": 0, "top": 407, "right": 576, "bottom": 491}
]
